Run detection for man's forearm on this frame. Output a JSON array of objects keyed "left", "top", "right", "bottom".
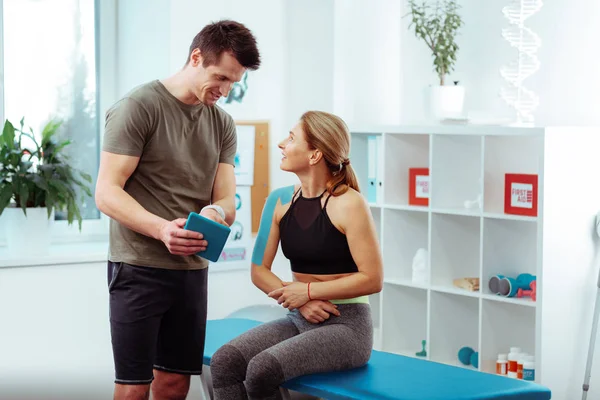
[
  {"left": 96, "top": 184, "right": 167, "bottom": 240},
  {"left": 309, "top": 272, "right": 382, "bottom": 301},
  {"left": 212, "top": 195, "right": 236, "bottom": 226}
]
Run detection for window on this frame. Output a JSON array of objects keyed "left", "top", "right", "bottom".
[{"left": 0, "top": 0, "right": 116, "bottom": 243}]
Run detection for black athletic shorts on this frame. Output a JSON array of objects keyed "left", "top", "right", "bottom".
[{"left": 107, "top": 261, "right": 208, "bottom": 385}]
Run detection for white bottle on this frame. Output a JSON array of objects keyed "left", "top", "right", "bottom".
[
  {"left": 507, "top": 347, "right": 521, "bottom": 378},
  {"left": 517, "top": 353, "right": 528, "bottom": 379},
  {"left": 496, "top": 354, "right": 508, "bottom": 375},
  {"left": 523, "top": 355, "right": 535, "bottom": 381}
]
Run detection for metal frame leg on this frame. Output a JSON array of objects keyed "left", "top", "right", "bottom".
[
  {"left": 583, "top": 215, "right": 600, "bottom": 400},
  {"left": 583, "top": 281, "right": 600, "bottom": 399},
  {"left": 200, "top": 371, "right": 212, "bottom": 400}
]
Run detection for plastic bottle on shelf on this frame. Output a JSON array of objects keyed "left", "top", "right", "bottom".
[
  {"left": 517, "top": 353, "right": 528, "bottom": 379},
  {"left": 507, "top": 347, "right": 521, "bottom": 378},
  {"left": 523, "top": 355, "right": 535, "bottom": 381},
  {"left": 496, "top": 354, "right": 508, "bottom": 375}
]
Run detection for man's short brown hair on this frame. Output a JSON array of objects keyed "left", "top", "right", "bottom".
[{"left": 187, "top": 20, "right": 261, "bottom": 70}]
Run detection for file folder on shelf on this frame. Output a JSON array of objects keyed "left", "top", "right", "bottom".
[{"left": 367, "top": 135, "right": 377, "bottom": 203}]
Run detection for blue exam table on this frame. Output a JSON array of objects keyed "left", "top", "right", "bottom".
[{"left": 203, "top": 318, "right": 552, "bottom": 400}]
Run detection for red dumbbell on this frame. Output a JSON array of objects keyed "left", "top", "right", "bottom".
[{"left": 517, "top": 280, "right": 536, "bottom": 301}]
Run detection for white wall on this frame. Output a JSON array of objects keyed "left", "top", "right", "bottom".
[
  {"left": 0, "top": 262, "right": 115, "bottom": 399},
  {"left": 116, "top": 0, "right": 172, "bottom": 97},
  {"left": 399, "top": 0, "right": 600, "bottom": 126},
  {"left": 333, "top": 0, "right": 402, "bottom": 126},
  {"left": 285, "top": 0, "right": 335, "bottom": 127}
]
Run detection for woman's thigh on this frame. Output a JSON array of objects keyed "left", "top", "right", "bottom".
[
  {"left": 264, "top": 321, "right": 373, "bottom": 380},
  {"left": 212, "top": 316, "right": 300, "bottom": 369}
]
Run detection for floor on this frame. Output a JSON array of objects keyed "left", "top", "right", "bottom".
[
  {"left": 0, "top": 368, "right": 318, "bottom": 400},
  {"left": 1, "top": 360, "right": 321, "bottom": 400}
]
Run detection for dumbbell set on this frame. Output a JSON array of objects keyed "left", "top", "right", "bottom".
[{"left": 488, "top": 273, "right": 536, "bottom": 301}]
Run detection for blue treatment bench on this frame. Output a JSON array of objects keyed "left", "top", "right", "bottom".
[{"left": 201, "top": 318, "right": 552, "bottom": 400}]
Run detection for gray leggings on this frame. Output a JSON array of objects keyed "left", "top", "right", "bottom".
[{"left": 210, "top": 303, "right": 373, "bottom": 400}]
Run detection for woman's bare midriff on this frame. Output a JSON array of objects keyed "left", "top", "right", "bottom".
[{"left": 292, "top": 271, "right": 355, "bottom": 283}]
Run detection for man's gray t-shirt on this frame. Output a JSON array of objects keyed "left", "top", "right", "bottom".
[{"left": 102, "top": 80, "right": 237, "bottom": 270}]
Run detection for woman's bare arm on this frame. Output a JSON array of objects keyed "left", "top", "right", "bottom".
[
  {"left": 308, "top": 191, "right": 384, "bottom": 300},
  {"left": 251, "top": 186, "right": 296, "bottom": 294}
]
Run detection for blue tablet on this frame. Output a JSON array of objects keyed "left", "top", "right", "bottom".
[{"left": 183, "top": 212, "right": 231, "bottom": 262}]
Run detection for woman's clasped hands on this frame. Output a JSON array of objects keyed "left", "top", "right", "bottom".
[{"left": 268, "top": 281, "right": 341, "bottom": 323}]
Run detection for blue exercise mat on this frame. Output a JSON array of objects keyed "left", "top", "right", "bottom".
[{"left": 204, "top": 318, "right": 552, "bottom": 400}]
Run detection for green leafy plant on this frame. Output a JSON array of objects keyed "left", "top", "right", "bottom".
[
  {"left": 406, "top": 0, "right": 463, "bottom": 85},
  {"left": 0, "top": 117, "right": 92, "bottom": 230}
]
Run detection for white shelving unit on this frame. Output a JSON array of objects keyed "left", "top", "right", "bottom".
[{"left": 351, "top": 124, "right": 600, "bottom": 394}]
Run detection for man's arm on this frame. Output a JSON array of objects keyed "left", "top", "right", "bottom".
[
  {"left": 206, "top": 163, "right": 236, "bottom": 226},
  {"left": 95, "top": 152, "right": 207, "bottom": 256},
  {"left": 206, "top": 114, "right": 238, "bottom": 225},
  {"left": 95, "top": 151, "right": 164, "bottom": 239}
]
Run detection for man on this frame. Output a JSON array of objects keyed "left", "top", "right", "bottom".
[{"left": 95, "top": 20, "right": 260, "bottom": 400}]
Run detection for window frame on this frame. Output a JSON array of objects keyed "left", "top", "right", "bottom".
[{"left": 0, "top": 0, "right": 118, "bottom": 246}]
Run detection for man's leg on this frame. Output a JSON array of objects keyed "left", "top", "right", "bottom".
[
  {"left": 151, "top": 267, "right": 209, "bottom": 400},
  {"left": 108, "top": 262, "right": 174, "bottom": 400}
]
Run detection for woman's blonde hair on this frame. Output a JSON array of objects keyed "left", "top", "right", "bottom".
[{"left": 300, "top": 110, "right": 360, "bottom": 196}]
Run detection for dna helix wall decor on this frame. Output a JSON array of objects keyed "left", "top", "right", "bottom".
[{"left": 499, "top": 0, "right": 543, "bottom": 126}]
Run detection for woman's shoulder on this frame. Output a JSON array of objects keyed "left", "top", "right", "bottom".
[
  {"left": 330, "top": 187, "right": 367, "bottom": 208},
  {"left": 327, "top": 187, "right": 369, "bottom": 221}
]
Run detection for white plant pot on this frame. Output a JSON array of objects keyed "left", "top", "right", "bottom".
[
  {"left": 428, "top": 85, "right": 466, "bottom": 120},
  {"left": 3, "top": 207, "right": 54, "bottom": 257}
]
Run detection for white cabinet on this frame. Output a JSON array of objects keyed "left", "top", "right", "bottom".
[{"left": 352, "top": 124, "right": 600, "bottom": 395}]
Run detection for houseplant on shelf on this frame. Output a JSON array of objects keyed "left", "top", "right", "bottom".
[
  {"left": 406, "top": 0, "right": 465, "bottom": 120},
  {"left": 0, "top": 117, "right": 92, "bottom": 256}
]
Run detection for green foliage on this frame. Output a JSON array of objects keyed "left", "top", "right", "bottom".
[
  {"left": 406, "top": 0, "right": 463, "bottom": 85},
  {"left": 0, "top": 117, "right": 92, "bottom": 230}
]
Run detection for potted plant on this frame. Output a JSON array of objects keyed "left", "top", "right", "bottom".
[
  {"left": 406, "top": 0, "right": 465, "bottom": 120},
  {"left": 0, "top": 117, "right": 92, "bottom": 255}
]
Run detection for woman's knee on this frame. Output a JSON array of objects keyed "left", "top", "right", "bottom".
[
  {"left": 211, "top": 344, "right": 248, "bottom": 386},
  {"left": 245, "top": 351, "right": 285, "bottom": 398}
]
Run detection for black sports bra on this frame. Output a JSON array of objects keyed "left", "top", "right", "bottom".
[{"left": 279, "top": 188, "right": 359, "bottom": 275}]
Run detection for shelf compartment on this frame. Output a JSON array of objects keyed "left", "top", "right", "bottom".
[
  {"left": 482, "top": 218, "right": 538, "bottom": 299},
  {"left": 382, "top": 209, "right": 429, "bottom": 283},
  {"left": 383, "top": 134, "right": 430, "bottom": 206},
  {"left": 480, "top": 299, "right": 536, "bottom": 377},
  {"left": 483, "top": 135, "right": 543, "bottom": 215},
  {"left": 384, "top": 278, "right": 429, "bottom": 290},
  {"left": 429, "top": 291, "right": 480, "bottom": 368},
  {"left": 381, "top": 283, "right": 428, "bottom": 359},
  {"left": 431, "top": 135, "right": 483, "bottom": 211},
  {"left": 430, "top": 213, "right": 480, "bottom": 290}
]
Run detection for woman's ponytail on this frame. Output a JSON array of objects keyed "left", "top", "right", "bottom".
[{"left": 326, "top": 161, "right": 360, "bottom": 196}]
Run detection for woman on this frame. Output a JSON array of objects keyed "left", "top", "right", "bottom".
[{"left": 210, "top": 111, "right": 383, "bottom": 400}]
